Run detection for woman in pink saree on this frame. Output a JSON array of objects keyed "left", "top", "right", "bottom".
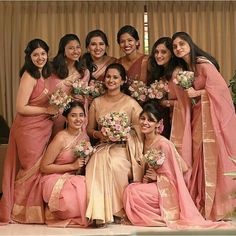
[
  {"left": 0, "top": 39, "right": 58, "bottom": 224},
  {"left": 123, "top": 102, "right": 233, "bottom": 229},
  {"left": 117, "top": 25, "right": 148, "bottom": 85},
  {"left": 40, "top": 101, "right": 88, "bottom": 227},
  {"left": 49, "top": 34, "right": 90, "bottom": 138},
  {"left": 172, "top": 32, "right": 236, "bottom": 221}
]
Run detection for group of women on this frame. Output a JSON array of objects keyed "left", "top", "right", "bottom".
[{"left": 0, "top": 24, "right": 236, "bottom": 230}]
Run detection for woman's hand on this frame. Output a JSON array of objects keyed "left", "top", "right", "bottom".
[
  {"left": 185, "top": 87, "right": 202, "bottom": 98},
  {"left": 142, "top": 167, "right": 157, "bottom": 183},
  {"left": 93, "top": 130, "right": 107, "bottom": 142},
  {"left": 72, "top": 158, "right": 86, "bottom": 170},
  {"left": 46, "top": 105, "right": 59, "bottom": 115}
]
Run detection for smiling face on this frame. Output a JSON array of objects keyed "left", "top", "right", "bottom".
[
  {"left": 154, "top": 43, "right": 172, "bottom": 67},
  {"left": 66, "top": 106, "right": 85, "bottom": 131},
  {"left": 30, "top": 47, "right": 48, "bottom": 69},
  {"left": 87, "top": 36, "right": 107, "bottom": 60},
  {"left": 139, "top": 112, "right": 159, "bottom": 135},
  {"left": 104, "top": 68, "right": 124, "bottom": 92},
  {"left": 64, "top": 40, "right": 82, "bottom": 62},
  {"left": 172, "top": 37, "right": 191, "bottom": 60},
  {"left": 119, "top": 33, "right": 139, "bottom": 55}
]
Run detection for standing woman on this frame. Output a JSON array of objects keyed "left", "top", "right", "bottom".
[
  {"left": 40, "top": 101, "right": 88, "bottom": 227},
  {"left": 85, "top": 63, "right": 144, "bottom": 227},
  {"left": 82, "top": 29, "right": 116, "bottom": 82},
  {"left": 172, "top": 32, "right": 236, "bottom": 221},
  {"left": 50, "top": 34, "right": 90, "bottom": 137},
  {"left": 0, "top": 39, "right": 58, "bottom": 224},
  {"left": 147, "top": 37, "right": 178, "bottom": 139},
  {"left": 117, "top": 25, "right": 148, "bottom": 85}
]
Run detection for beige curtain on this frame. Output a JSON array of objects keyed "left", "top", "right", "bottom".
[
  {"left": 147, "top": 1, "right": 236, "bottom": 85},
  {"left": 0, "top": 1, "right": 145, "bottom": 125}
]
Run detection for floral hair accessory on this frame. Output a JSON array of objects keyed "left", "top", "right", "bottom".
[{"left": 157, "top": 119, "right": 164, "bottom": 134}]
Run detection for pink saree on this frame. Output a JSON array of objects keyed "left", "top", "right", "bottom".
[
  {"left": 92, "top": 56, "right": 116, "bottom": 82},
  {"left": 41, "top": 132, "right": 88, "bottom": 227},
  {"left": 0, "top": 77, "right": 53, "bottom": 224},
  {"left": 117, "top": 54, "right": 148, "bottom": 84},
  {"left": 190, "top": 62, "right": 236, "bottom": 220},
  {"left": 169, "top": 77, "right": 192, "bottom": 188},
  {"left": 123, "top": 137, "right": 233, "bottom": 229}
]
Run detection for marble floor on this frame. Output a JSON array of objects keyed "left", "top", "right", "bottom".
[{"left": 0, "top": 219, "right": 236, "bottom": 236}]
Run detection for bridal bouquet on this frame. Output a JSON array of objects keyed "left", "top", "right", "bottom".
[
  {"left": 72, "top": 79, "right": 90, "bottom": 96},
  {"left": 99, "top": 112, "right": 131, "bottom": 142},
  {"left": 128, "top": 80, "right": 148, "bottom": 102},
  {"left": 174, "top": 71, "right": 195, "bottom": 89},
  {"left": 74, "top": 140, "right": 94, "bottom": 158},
  {"left": 144, "top": 148, "right": 165, "bottom": 169},
  {"left": 174, "top": 71, "right": 196, "bottom": 104},
  {"left": 88, "top": 79, "right": 106, "bottom": 98},
  {"left": 148, "top": 80, "right": 169, "bottom": 100},
  {"left": 49, "top": 88, "right": 72, "bottom": 110}
]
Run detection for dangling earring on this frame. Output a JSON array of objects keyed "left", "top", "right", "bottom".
[{"left": 65, "top": 122, "right": 68, "bottom": 129}]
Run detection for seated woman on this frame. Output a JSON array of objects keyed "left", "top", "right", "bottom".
[
  {"left": 85, "top": 63, "right": 144, "bottom": 227},
  {"left": 40, "top": 101, "right": 89, "bottom": 227},
  {"left": 123, "top": 102, "right": 232, "bottom": 229}
]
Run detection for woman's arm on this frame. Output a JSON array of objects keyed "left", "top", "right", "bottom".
[
  {"left": 40, "top": 133, "right": 84, "bottom": 174},
  {"left": 16, "top": 72, "right": 58, "bottom": 115},
  {"left": 87, "top": 100, "right": 106, "bottom": 141}
]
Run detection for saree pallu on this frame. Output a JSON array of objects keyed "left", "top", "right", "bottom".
[
  {"left": 0, "top": 77, "right": 53, "bottom": 224},
  {"left": 169, "top": 79, "right": 192, "bottom": 188}
]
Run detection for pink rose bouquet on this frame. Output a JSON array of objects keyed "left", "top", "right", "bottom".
[
  {"left": 128, "top": 80, "right": 148, "bottom": 102},
  {"left": 99, "top": 112, "right": 131, "bottom": 142},
  {"left": 144, "top": 148, "right": 165, "bottom": 169},
  {"left": 173, "top": 71, "right": 196, "bottom": 104},
  {"left": 74, "top": 140, "right": 94, "bottom": 158},
  {"left": 147, "top": 80, "right": 169, "bottom": 100},
  {"left": 88, "top": 79, "right": 106, "bottom": 98},
  {"left": 72, "top": 79, "right": 90, "bottom": 96},
  {"left": 49, "top": 88, "right": 72, "bottom": 111},
  {"left": 173, "top": 71, "right": 195, "bottom": 89}
]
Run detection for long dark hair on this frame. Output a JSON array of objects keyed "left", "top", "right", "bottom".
[
  {"left": 172, "top": 32, "right": 220, "bottom": 71},
  {"left": 52, "top": 34, "right": 85, "bottom": 79},
  {"left": 19, "top": 39, "right": 52, "bottom": 78},
  {"left": 148, "top": 37, "right": 178, "bottom": 84},
  {"left": 82, "top": 30, "right": 109, "bottom": 76}
]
